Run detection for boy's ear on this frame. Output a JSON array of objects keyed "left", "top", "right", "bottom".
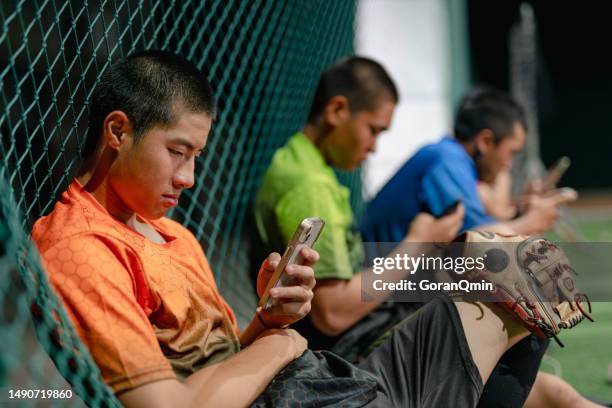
[
  {"left": 323, "top": 95, "right": 351, "bottom": 127},
  {"left": 103, "top": 110, "right": 133, "bottom": 150},
  {"left": 475, "top": 128, "right": 495, "bottom": 155}
]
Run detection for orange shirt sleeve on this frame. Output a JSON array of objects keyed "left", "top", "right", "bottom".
[{"left": 39, "top": 233, "right": 176, "bottom": 393}]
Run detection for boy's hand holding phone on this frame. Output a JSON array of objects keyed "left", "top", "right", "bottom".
[
  {"left": 256, "top": 218, "right": 324, "bottom": 329},
  {"left": 523, "top": 156, "right": 572, "bottom": 196},
  {"left": 256, "top": 248, "right": 319, "bottom": 328},
  {"left": 520, "top": 188, "right": 577, "bottom": 234}
]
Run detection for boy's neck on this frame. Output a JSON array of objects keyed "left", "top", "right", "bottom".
[
  {"left": 302, "top": 122, "right": 323, "bottom": 145},
  {"left": 79, "top": 173, "right": 133, "bottom": 224},
  {"left": 78, "top": 146, "right": 136, "bottom": 224},
  {"left": 302, "top": 123, "right": 333, "bottom": 167},
  {"left": 457, "top": 138, "right": 478, "bottom": 159},
  {"left": 78, "top": 173, "right": 167, "bottom": 244}
]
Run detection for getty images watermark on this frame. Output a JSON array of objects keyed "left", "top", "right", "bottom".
[
  {"left": 370, "top": 252, "right": 494, "bottom": 293},
  {"left": 360, "top": 241, "right": 612, "bottom": 302}
]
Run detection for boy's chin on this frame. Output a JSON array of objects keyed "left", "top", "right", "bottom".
[
  {"left": 139, "top": 209, "right": 167, "bottom": 221},
  {"left": 338, "top": 160, "right": 361, "bottom": 171}
]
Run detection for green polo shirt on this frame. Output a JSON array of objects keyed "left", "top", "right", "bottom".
[{"left": 254, "top": 133, "right": 364, "bottom": 280}]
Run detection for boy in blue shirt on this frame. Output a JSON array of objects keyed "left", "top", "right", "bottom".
[{"left": 361, "top": 86, "right": 572, "bottom": 244}]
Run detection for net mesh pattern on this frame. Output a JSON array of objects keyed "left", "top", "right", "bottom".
[{"left": 0, "top": 1, "right": 358, "bottom": 405}]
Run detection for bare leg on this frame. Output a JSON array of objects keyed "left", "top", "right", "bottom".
[
  {"left": 455, "top": 302, "right": 531, "bottom": 383},
  {"left": 525, "top": 372, "right": 604, "bottom": 408}
]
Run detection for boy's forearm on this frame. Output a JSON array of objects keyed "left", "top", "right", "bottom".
[
  {"left": 311, "top": 274, "right": 381, "bottom": 336},
  {"left": 119, "top": 331, "right": 297, "bottom": 408},
  {"left": 187, "top": 333, "right": 296, "bottom": 407}
]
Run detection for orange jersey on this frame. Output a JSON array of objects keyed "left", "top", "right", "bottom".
[{"left": 32, "top": 180, "right": 240, "bottom": 393}]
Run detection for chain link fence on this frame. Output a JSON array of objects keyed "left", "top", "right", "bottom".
[{"left": 1, "top": 1, "right": 358, "bottom": 405}]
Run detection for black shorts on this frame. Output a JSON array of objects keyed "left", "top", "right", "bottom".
[
  {"left": 253, "top": 296, "right": 482, "bottom": 408},
  {"left": 360, "top": 296, "right": 482, "bottom": 407},
  {"left": 325, "top": 299, "right": 546, "bottom": 408}
]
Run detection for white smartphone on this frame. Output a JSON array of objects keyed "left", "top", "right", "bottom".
[
  {"left": 259, "top": 217, "right": 325, "bottom": 310},
  {"left": 542, "top": 156, "right": 571, "bottom": 191}
]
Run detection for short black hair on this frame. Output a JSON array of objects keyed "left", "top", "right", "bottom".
[
  {"left": 80, "top": 50, "right": 216, "bottom": 173},
  {"left": 307, "top": 56, "right": 399, "bottom": 123},
  {"left": 454, "top": 85, "right": 527, "bottom": 143}
]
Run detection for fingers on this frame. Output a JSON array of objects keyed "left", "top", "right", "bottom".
[
  {"left": 441, "top": 203, "right": 464, "bottom": 224},
  {"left": 268, "top": 284, "right": 313, "bottom": 303},
  {"left": 257, "top": 249, "right": 317, "bottom": 298},
  {"left": 261, "top": 281, "right": 314, "bottom": 327},
  {"left": 524, "top": 177, "right": 543, "bottom": 195},
  {"left": 436, "top": 204, "right": 465, "bottom": 240},
  {"left": 262, "top": 252, "right": 281, "bottom": 272},
  {"left": 298, "top": 247, "right": 320, "bottom": 268},
  {"left": 549, "top": 188, "right": 578, "bottom": 205},
  {"left": 449, "top": 205, "right": 465, "bottom": 232},
  {"left": 257, "top": 252, "right": 281, "bottom": 298},
  {"left": 455, "top": 203, "right": 465, "bottom": 218},
  {"left": 258, "top": 296, "right": 313, "bottom": 328},
  {"left": 413, "top": 212, "right": 435, "bottom": 224},
  {"left": 405, "top": 212, "right": 434, "bottom": 240},
  {"left": 284, "top": 263, "right": 316, "bottom": 289},
  {"left": 263, "top": 301, "right": 312, "bottom": 320}
]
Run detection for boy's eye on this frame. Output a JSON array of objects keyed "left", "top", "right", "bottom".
[{"left": 169, "top": 148, "right": 184, "bottom": 156}]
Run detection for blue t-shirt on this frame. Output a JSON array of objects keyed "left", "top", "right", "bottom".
[{"left": 360, "top": 136, "right": 495, "bottom": 244}]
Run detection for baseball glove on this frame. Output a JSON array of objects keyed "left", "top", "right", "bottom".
[{"left": 451, "top": 231, "right": 594, "bottom": 347}]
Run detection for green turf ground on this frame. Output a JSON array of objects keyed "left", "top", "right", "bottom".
[
  {"left": 540, "top": 302, "right": 612, "bottom": 400},
  {"left": 541, "top": 214, "right": 612, "bottom": 400}
]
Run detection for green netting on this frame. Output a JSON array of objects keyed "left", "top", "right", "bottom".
[
  {"left": 1, "top": 0, "right": 359, "bottom": 405},
  {"left": 0, "top": 168, "right": 117, "bottom": 406}
]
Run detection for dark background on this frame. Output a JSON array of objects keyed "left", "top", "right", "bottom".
[{"left": 468, "top": 0, "right": 612, "bottom": 190}]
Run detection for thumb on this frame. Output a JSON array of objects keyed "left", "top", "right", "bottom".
[
  {"left": 440, "top": 203, "right": 464, "bottom": 225},
  {"left": 262, "top": 252, "right": 281, "bottom": 271},
  {"left": 549, "top": 188, "right": 578, "bottom": 206}
]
